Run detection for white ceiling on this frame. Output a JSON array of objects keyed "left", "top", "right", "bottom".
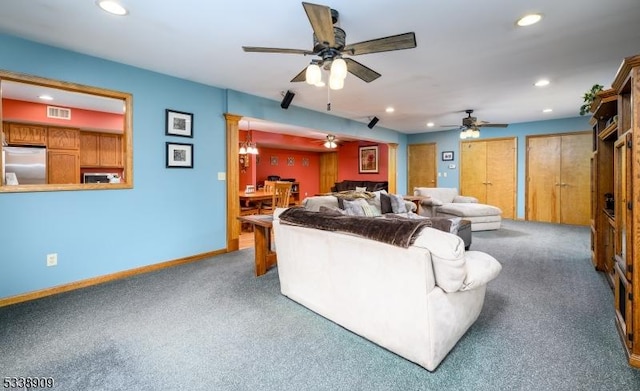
[{"left": 1, "top": 0, "right": 639, "bottom": 137}]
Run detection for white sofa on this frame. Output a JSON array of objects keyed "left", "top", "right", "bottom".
[
  {"left": 413, "top": 187, "right": 502, "bottom": 231},
  {"left": 272, "top": 208, "right": 502, "bottom": 371}
]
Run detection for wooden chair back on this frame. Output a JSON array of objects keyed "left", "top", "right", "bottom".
[
  {"left": 272, "top": 181, "right": 293, "bottom": 209},
  {"left": 263, "top": 180, "right": 276, "bottom": 192}
]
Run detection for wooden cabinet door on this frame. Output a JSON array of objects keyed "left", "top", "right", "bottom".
[
  {"left": 98, "top": 134, "right": 122, "bottom": 166},
  {"left": 560, "top": 133, "right": 591, "bottom": 226},
  {"left": 460, "top": 141, "right": 488, "bottom": 202},
  {"left": 408, "top": 143, "right": 436, "bottom": 193},
  {"left": 80, "top": 132, "right": 99, "bottom": 166},
  {"left": 7, "top": 123, "right": 47, "bottom": 145},
  {"left": 487, "top": 138, "right": 516, "bottom": 219},
  {"left": 48, "top": 150, "right": 79, "bottom": 184},
  {"left": 48, "top": 127, "right": 79, "bottom": 150}
]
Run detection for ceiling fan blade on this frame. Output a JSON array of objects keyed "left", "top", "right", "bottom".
[
  {"left": 242, "top": 46, "right": 314, "bottom": 55},
  {"left": 290, "top": 67, "right": 308, "bottom": 82},
  {"left": 477, "top": 123, "right": 509, "bottom": 128},
  {"left": 344, "top": 58, "right": 381, "bottom": 83},
  {"left": 302, "top": 2, "right": 335, "bottom": 47},
  {"left": 343, "top": 32, "right": 416, "bottom": 56}
]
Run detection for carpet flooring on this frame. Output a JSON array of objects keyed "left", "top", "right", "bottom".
[{"left": 1, "top": 219, "right": 640, "bottom": 390}]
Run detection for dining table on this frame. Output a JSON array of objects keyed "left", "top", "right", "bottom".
[{"left": 239, "top": 190, "right": 273, "bottom": 208}]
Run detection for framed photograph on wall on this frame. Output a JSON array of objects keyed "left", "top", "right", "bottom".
[
  {"left": 166, "top": 142, "right": 193, "bottom": 168},
  {"left": 442, "top": 151, "right": 454, "bottom": 161},
  {"left": 166, "top": 109, "right": 193, "bottom": 137},
  {"left": 359, "top": 145, "right": 379, "bottom": 173}
]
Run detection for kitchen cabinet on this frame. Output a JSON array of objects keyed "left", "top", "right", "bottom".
[
  {"left": 80, "top": 131, "right": 123, "bottom": 167},
  {"left": 6, "top": 123, "right": 47, "bottom": 146},
  {"left": 48, "top": 150, "right": 80, "bottom": 184},
  {"left": 48, "top": 127, "right": 79, "bottom": 150}
]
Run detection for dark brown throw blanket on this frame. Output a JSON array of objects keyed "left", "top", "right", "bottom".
[{"left": 278, "top": 208, "right": 433, "bottom": 248}]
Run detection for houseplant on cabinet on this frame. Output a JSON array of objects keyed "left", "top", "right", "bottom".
[{"left": 579, "top": 84, "right": 604, "bottom": 115}]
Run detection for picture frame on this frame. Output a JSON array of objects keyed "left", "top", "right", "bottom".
[
  {"left": 359, "top": 145, "right": 379, "bottom": 173},
  {"left": 165, "top": 109, "right": 193, "bottom": 137},
  {"left": 442, "top": 151, "right": 454, "bottom": 161},
  {"left": 166, "top": 142, "right": 193, "bottom": 168}
]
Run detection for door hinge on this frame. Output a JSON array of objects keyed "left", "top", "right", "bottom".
[
  {"left": 629, "top": 292, "right": 634, "bottom": 301},
  {"left": 628, "top": 201, "right": 633, "bottom": 210},
  {"left": 628, "top": 265, "right": 633, "bottom": 273},
  {"left": 629, "top": 333, "right": 634, "bottom": 342},
  {"left": 627, "top": 137, "right": 633, "bottom": 149}
]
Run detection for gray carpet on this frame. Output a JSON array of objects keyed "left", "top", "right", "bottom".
[{"left": 1, "top": 219, "right": 640, "bottom": 390}]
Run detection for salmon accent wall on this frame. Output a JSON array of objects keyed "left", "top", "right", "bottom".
[
  {"left": 337, "top": 142, "right": 388, "bottom": 181},
  {"left": 256, "top": 148, "right": 320, "bottom": 198},
  {"left": 3, "top": 99, "right": 124, "bottom": 132}
]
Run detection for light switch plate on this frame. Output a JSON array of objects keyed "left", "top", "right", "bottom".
[{"left": 217, "top": 172, "right": 226, "bottom": 181}]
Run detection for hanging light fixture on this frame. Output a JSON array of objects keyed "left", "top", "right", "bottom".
[
  {"left": 239, "top": 121, "right": 259, "bottom": 155},
  {"left": 460, "top": 127, "right": 480, "bottom": 140},
  {"left": 324, "top": 135, "right": 338, "bottom": 149},
  {"left": 305, "top": 63, "right": 322, "bottom": 85},
  {"left": 330, "top": 57, "right": 347, "bottom": 80}
]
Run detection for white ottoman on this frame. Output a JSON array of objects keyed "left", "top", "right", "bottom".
[{"left": 436, "top": 203, "right": 502, "bottom": 231}]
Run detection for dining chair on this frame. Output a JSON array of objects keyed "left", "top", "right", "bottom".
[{"left": 261, "top": 181, "right": 292, "bottom": 214}]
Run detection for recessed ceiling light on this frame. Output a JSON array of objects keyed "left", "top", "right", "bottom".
[
  {"left": 426, "top": 122, "right": 435, "bottom": 127},
  {"left": 517, "top": 13, "right": 542, "bottom": 27},
  {"left": 38, "top": 95, "right": 53, "bottom": 101},
  {"left": 96, "top": 1, "right": 128, "bottom": 16},
  {"left": 534, "top": 79, "right": 550, "bottom": 87},
  {"left": 543, "top": 108, "right": 553, "bottom": 113},
  {"left": 385, "top": 107, "right": 395, "bottom": 113}
]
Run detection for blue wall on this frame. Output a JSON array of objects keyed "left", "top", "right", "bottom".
[
  {"left": 407, "top": 116, "right": 591, "bottom": 218},
  {"left": 0, "top": 34, "right": 409, "bottom": 299}
]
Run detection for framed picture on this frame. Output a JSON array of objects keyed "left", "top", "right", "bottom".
[
  {"left": 359, "top": 145, "right": 379, "bottom": 173},
  {"left": 166, "top": 142, "right": 193, "bottom": 168},
  {"left": 165, "top": 109, "right": 193, "bottom": 137},
  {"left": 270, "top": 156, "right": 278, "bottom": 166},
  {"left": 442, "top": 151, "right": 454, "bottom": 161}
]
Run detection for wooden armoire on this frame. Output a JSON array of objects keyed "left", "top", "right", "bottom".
[
  {"left": 460, "top": 138, "right": 516, "bottom": 219},
  {"left": 591, "top": 54, "right": 640, "bottom": 368}
]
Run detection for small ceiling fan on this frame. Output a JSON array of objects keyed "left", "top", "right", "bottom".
[
  {"left": 322, "top": 134, "right": 339, "bottom": 149},
  {"left": 242, "top": 2, "right": 417, "bottom": 89},
  {"left": 441, "top": 110, "right": 509, "bottom": 139}
]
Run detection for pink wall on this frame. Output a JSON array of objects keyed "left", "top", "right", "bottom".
[{"left": 3, "top": 99, "right": 124, "bottom": 132}]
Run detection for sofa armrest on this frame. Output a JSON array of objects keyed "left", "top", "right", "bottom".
[
  {"left": 421, "top": 197, "right": 443, "bottom": 207},
  {"left": 453, "top": 195, "right": 478, "bottom": 203},
  {"left": 460, "top": 251, "right": 502, "bottom": 291}
]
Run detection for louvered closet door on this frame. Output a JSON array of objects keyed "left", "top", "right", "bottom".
[{"left": 408, "top": 143, "right": 436, "bottom": 193}]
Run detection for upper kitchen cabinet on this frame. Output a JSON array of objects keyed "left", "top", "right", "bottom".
[{"left": 0, "top": 71, "right": 132, "bottom": 192}]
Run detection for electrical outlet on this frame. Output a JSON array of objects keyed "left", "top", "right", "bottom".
[{"left": 46, "top": 253, "right": 58, "bottom": 267}]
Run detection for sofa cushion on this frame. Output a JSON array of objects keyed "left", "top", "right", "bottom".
[
  {"left": 389, "top": 194, "right": 408, "bottom": 213},
  {"left": 414, "top": 187, "right": 459, "bottom": 204},
  {"left": 343, "top": 198, "right": 368, "bottom": 216},
  {"left": 379, "top": 193, "right": 393, "bottom": 214},
  {"left": 319, "top": 205, "right": 346, "bottom": 216},
  {"left": 438, "top": 203, "right": 502, "bottom": 217},
  {"left": 302, "top": 195, "right": 339, "bottom": 212}
]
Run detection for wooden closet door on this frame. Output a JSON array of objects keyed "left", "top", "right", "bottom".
[
  {"left": 559, "top": 133, "right": 591, "bottom": 226},
  {"left": 408, "top": 143, "right": 436, "bottom": 193},
  {"left": 319, "top": 152, "right": 338, "bottom": 193},
  {"left": 487, "top": 138, "right": 517, "bottom": 219},
  {"left": 527, "top": 136, "right": 561, "bottom": 223},
  {"left": 460, "top": 141, "right": 488, "bottom": 202}
]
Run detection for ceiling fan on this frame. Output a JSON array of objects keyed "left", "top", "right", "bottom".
[
  {"left": 321, "top": 134, "right": 339, "bottom": 149},
  {"left": 441, "top": 110, "right": 509, "bottom": 139},
  {"left": 242, "top": 2, "right": 417, "bottom": 90}
]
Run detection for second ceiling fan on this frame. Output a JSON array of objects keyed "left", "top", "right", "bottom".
[{"left": 242, "top": 2, "right": 417, "bottom": 89}]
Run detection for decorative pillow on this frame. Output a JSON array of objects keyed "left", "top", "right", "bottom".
[
  {"left": 389, "top": 194, "right": 408, "bottom": 214},
  {"left": 361, "top": 202, "right": 382, "bottom": 217},
  {"left": 343, "top": 198, "right": 367, "bottom": 216},
  {"left": 355, "top": 186, "right": 368, "bottom": 192},
  {"left": 380, "top": 193, "right": 393, "bottom": 214},
  {"left": 319, "top": 206, "right": 346, "bottom": 216}
]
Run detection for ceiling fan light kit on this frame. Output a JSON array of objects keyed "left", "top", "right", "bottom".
[{"left": 324, "top": 134, "right": 338, "bottom": 148}]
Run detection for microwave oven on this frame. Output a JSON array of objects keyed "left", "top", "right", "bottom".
[{"left": 83, "top": 173, "right": 119, "bottom": 183}]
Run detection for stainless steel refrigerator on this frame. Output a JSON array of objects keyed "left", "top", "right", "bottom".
[{"left": 2, "top": 146, "right": 47, "bottom": 185}]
